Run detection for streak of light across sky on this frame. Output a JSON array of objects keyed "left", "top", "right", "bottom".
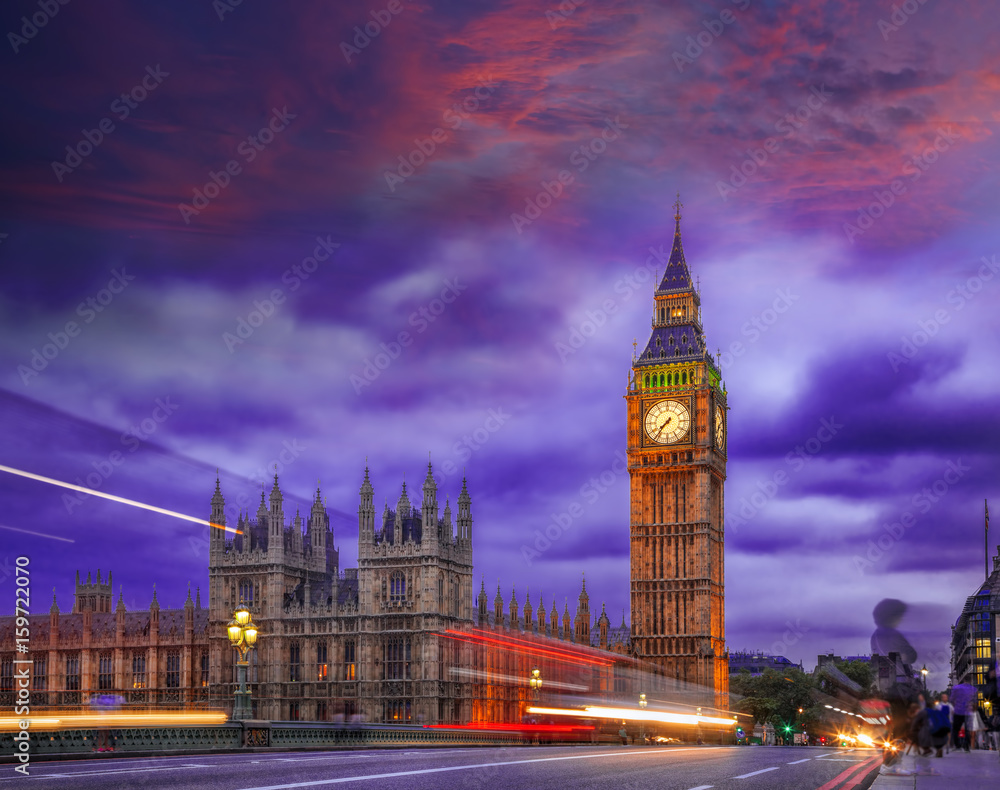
[
  {"left": 0, "top": 524, "right": 75, "bottom": 543},
  {"left": 0, "top": 463, "right": 241, "bottom": 535}
]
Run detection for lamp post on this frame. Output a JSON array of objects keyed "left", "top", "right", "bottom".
[
  {"left": 529, "top": 667, "right": 542, "bottom": 702},
  {"left": 639, "top": 693, "right": 647, "bottom": 744},
  {"left": 227, "top": 604, "right": 260, "bottom": 721},
  {"left": 921, "top": 665, "right": 928, "bottom": 693}
]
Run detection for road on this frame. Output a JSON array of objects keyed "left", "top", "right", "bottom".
[{"left": 0, "top": 745, "right": 882, "bottom": 790}]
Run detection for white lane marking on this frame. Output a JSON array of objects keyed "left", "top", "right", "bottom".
[
  {"left": 787, "top": 758, "right": 811, "bottom": 764},
  {"left": 238, "top": 748, "right": 708, "bottom": 789},
  {"left": 686, "top": 785, "right": 714, "bottom": 790},
  {"left": 17, "top": 764, "right": 212, "bottom": 780},
  {"left": 734, "top": 766, "right": 781, "bottom": 779}
]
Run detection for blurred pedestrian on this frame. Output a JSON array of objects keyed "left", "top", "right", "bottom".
[{"left": 951, "top": 682, "right": 977, "bottom": 752}]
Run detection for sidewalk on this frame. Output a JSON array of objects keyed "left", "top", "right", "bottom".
[{"left": 872, "top": 748, "right": 1000, "bottom": 788}]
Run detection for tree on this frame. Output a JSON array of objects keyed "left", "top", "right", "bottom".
[
  {"left": 833, "top": 659, "right": 876, "bottom": 695},
  {"left": 730, "top": 668, "right": 820, "bottom": 735}
]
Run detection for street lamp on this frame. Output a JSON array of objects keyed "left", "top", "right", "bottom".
[
  {"left": 529, "top": 667, "right": 542, "bottom": 701},
  {"left": 639, "top": 693, "right": 647, "bottom": 744},
  {"left": 921, "top": 665, "right": 928, "bottom": 692},
  {"left": 227, "top": 604, "right": 260, "bottom": 720}
]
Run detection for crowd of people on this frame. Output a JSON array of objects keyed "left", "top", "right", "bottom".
[{"left": 873, "top": 599, "right": 1000, "bottom": 777}]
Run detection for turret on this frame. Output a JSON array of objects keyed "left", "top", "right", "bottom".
[
  {"left": 184, "top": 583, "right": 194, "bottom": 637},
  {"left": 395, "top": 482, "right": 411, "bottom": 544},
  {"left": 550, "top": 596, "right": 559, "bottom": 639},
  {"left": 310, "top": 483, "right": 328, "bottom": 567},
  {"left": 509, "top": 585, "right": 519, "bottom": 627},
  {"left": 359, "top": 466, "right": 376, "bottom": 551},
  {"left": 563, "top": 600, "right": 571, "bottom": 642},
  {"left": 494, "top": 582, "right": 504, "bottom": 626},
  {"left": 422, "top": 460, "right": 439, "bottom": 546},
  {"left": 269, "top": 472, "right": 285, "bottom": 545},
  {"left": 116, "top": 587, "right": 127, "bottom": 642},
  {"left": 149, "top": 584, "right": 160, "bottom": 647},
  {"left": 598, "top": 602, "right": 610, "bottom": 649},
  {"left": 49, "top": 590, "right": 59, "bottom": 649},
  {"left": 211, "top": 473, "right": 226, "bottom": 553},
  {"left": 457, "top": 477, "right": 472, "bottom": 546},
  {"left": 537, "top": 594, "right": 547, "bottom": 636},
  {"left": 477, "top": 579, "right": 488, "bottom": 623},
  {"left": 575, "top": 574, "right": 590, "bottom": 645},
  {"left": 291, "top": 509, "right": 303, "bottom": 556},
  {"left": 523, "top": 588, "right": 533, "bottom": 632}
]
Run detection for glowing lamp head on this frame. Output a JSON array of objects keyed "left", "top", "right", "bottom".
[
  {"left": 244, "top": 622, "right": 259, "bottom": 647},
  {"left": 234, "top": 604, "right": 251, "bottom": 626},
  {"left": 227, "top": 618, "right": 244, "bottom": 647}
]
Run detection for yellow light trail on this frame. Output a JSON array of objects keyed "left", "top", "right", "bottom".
[
  {"left": 0, "top": 711, "right": 228, "bottom": 732},
  {"left": 0, "top": 463, "right": 240, "bottom": 534},
  {"left": 528, "top": 705, "right": 738, "bottom": 728}
]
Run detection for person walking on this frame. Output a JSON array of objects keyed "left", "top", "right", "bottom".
[
  {"left": 935, "top": 693, "right": 954, "bottom": 754},
  {"left": 950, "top": 682, "right": 977, "bottom": 752}
]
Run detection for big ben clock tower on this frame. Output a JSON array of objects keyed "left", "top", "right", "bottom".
[{"left": 626, "top": 198, "right": 728, "bottom": 710}]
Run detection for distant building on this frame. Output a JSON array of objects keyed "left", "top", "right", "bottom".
[
  {"left": 728, "top": 650, "right": 801, "bottom": 676},
  {"left": 951, "top": 543, "right": 1000, "bottom": 704},
  {"left": 815, "top": 652, "right": 913, "bottom": 694}
]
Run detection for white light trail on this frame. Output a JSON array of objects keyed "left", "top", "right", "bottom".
[
  {"left": 0, "top": 463, "right": 240, "bottom": 534},
  {"left": 0, "top": 524, "right": 75, "bottom": 543}
]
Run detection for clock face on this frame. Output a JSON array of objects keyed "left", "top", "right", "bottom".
[
  {"left": 715, "top": 405, "right": 726, "bottom": 450},
  {"left": 644, "top": 399, "right": 690, "bottom": 444}
]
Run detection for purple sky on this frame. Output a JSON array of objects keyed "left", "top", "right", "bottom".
[{"left": 1, "top": 0, "right": 998, "bottom": 687}]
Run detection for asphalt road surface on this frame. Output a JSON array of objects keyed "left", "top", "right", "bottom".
[{"left": 0, "top": 745, "right": 883, "bottom": 790}]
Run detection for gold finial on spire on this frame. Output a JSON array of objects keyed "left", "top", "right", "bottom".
[{"left": 673, "top": 192, "right": 683, "bottom": 221}]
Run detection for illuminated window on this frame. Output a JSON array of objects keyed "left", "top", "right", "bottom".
[
  {"left": 132, "top": 652, "right": 146, "bottom": 688},
  {"left": 644, "top": 374, "right": 649, "bottom": 388},
  {"left": 200, "top": 651, "right": 209, "bottom": 687},
  {"left": 317, "top": 641, "right": 328, "bottom": 681},
  {"left": 344, "top": 640, "right": 356, "bottom": 681}
]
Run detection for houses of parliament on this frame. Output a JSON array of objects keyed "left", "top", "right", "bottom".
[{"left": 0, "top": 204, "right": 728, "bottom": 722}]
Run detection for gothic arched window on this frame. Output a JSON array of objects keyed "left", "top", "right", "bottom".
[
  {"left": 644, "top": 374, "right": 650, "bottom": 388},
  {"left": 659, "top": 374, "right": 665, "bottom": 387},
  {"left": 390, "top": 571, "right": 405, "bottom": 600},
  {"left": 238, "top": 578, "right": 254, "bottom": 605},
  {"left": 682, "top": 371, "right": 687, "bottom": 385}
]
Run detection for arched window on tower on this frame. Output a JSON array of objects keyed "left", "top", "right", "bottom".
[
  {"left": 667, "top": 373, "right": 673, "bottom": 386},
  {"left": 682, "top": 371, "right": 687, "bottom": 385},
  {"left": 644, "top": 374, "right": 650, "bottom": 388},
  {"left": 659, "top": 374, "right": 665, "bottom": 387},
  {"left": 390, "top": 571, "right": 405, "bottom": 601}
]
